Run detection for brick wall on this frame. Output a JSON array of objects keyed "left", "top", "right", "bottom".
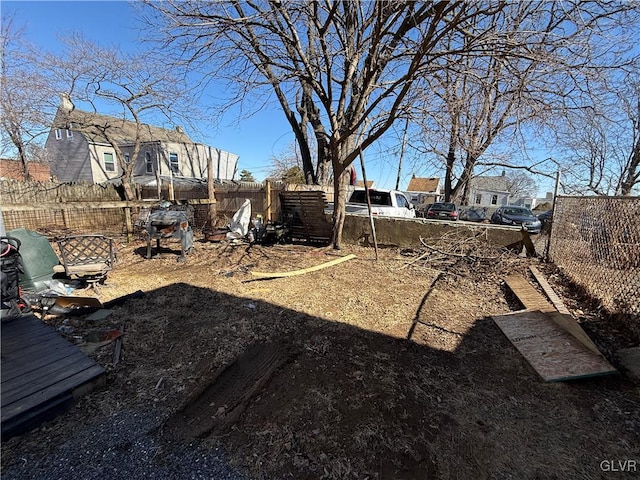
[{"left": 0, "top": 159, "right": 51, "bottom": 182}]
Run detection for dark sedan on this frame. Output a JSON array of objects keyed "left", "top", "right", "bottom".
[
  {"left": 537, "top": 209, "right": 553, "bottom": 232},
  {"left": 490, "top": 206, "right": 542, "bottom": 234},
  {"left": 426, "top": 202, "right": 459, "bottom": 221}
]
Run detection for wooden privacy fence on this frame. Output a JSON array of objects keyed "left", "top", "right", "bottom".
[{"left": 1, "top": 179, "right": 333, "bottom": 240}]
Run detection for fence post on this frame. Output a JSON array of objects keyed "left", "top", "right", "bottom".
[
  {"left": 124, "top": 206, "right": 133, "bottom": 243},
  {"left": 265, "top": 180, "right": 272, "bottom": 221},
  {"left": 207, "top": 154, "right": 217, "bottom": 224}
]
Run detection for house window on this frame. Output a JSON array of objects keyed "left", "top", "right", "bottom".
[
  {"left": 66, "top": 129, "right": 73, "bottom": 138},
  {"left": 169, "top": 153, "right": 179, "bottom": 174},
  {"left": 104, "top": 152, "right": 115, "bottom": 172},
  {"left": 124, "top": 153, "right": 130, "bottom": 164},
  {"left": 475, "top": 194, "right": 482, "bottom": 205},
  {"left": 145, "top": 152, "right": 153, "bottom": 173},
  {"left": 55, "top": 129, "right": 62, "bottom": 140},
  {"left": 491, "top": 195, "right": 498, "bottom": 205}
]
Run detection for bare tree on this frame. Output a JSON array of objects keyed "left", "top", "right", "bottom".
[
  {"left": 46, "top": 34, "right": 199, "bottom": 201},
  {"left": 410, "top": 2, "right": 639, "bottom": 203},
  {"left": 505, "top": 172, "right": 538, "bottom": 200},
  {"left": 0, "top": 17, "right": 55, "bottom": 179},
  {"left": 147, "top": 1, "right": 536, "bottom": 247},
  {"left": 556, "top": 70, "right": 640, "bottom": 196},
  {"left": 268, "top": 141, "right": 302, "bottom": 179}
]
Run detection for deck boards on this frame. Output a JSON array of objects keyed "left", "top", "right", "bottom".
[{"left": 1, "top": 314, "right": 105, "bottom": 440}]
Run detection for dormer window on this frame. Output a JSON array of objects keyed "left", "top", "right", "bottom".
[
  {"left": 55, "top": 129, "right": 62, "bottom": 140},
  {"left": 66, "top": 129, "right": 73, "bottom": 138}
]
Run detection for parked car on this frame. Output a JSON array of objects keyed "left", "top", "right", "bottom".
[
  {"left": 426, "top": 202, "right": 459, "bottom": 221},
  {"left": 415, "top": 203, "right": 433, "bottom": 218},
  {"left": 537, "top": 209, "right": 553, "bottom": 232},
  {"left": 490, "top": 206, "right": 542, "bottom": 234},
  {"left": 459, "top": 207, "right": 487, "bottom": 223}
]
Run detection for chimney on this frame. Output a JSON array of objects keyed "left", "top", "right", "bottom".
[
  {"left": 59, "top": 93, "right": 75, "bottom": 114},
  {"left": 501, "top": 170, "right": 506, "bottom": 176},
  {"left": 175, "top": 126, "right": 184, "bottom": 134}
]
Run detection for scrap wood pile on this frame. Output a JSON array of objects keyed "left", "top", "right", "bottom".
[{"left": 399, "top": 229, "right": 520, "bottom": 276}]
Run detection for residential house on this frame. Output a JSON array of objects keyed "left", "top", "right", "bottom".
[
  {"left": 465, "top": 172, "right": 510, "bottom": 208},
  {"left": 46, "top": 108, "right": 238, "bottom": 185},
  {"left": 355, "top": 180, "right": 375, "bottom": 189},
  {"left": 404, "top": 175, "right": 441, "bottom": 205}
]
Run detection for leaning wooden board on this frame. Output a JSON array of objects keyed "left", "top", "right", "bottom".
[{"left": 493, "top": 310, "right": 617, "bottom": 382}]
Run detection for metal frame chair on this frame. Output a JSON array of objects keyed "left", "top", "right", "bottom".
[{"left": 53, "top": 235, "right": 115, "bottom": 289}]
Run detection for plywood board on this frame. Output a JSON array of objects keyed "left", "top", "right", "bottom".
[
  {"left": 505, "top": 274, "right": 554, "bottom": 312},
  {"left": 529, "top": 266, "right": 571, "bottom": 315},
  {"left": 493, "top": 310, "right": 617, "bottom": 382}
]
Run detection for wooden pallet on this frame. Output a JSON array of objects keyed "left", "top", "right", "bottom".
[
  {"left": 1, "top": 314, "right": 106, "bottom": 440},
  {"left": 279, "top": 191, "right": 333, "bottom": 245}
]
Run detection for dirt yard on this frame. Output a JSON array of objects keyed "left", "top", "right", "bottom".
[{"left": 2, "top": 234, "right": 639, "bottom": 479}]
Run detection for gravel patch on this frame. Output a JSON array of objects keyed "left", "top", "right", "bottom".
[{"left": 2, "top": 410, "right": 247, "bottom": 480}]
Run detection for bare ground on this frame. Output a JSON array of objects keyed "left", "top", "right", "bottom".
[{"left": 2, "top": 235, "right": 639, "bottom": 479}]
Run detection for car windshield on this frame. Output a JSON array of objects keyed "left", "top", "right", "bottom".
[
  {"left": 431, "top": 203, "right": 455, "bottom": 211},
  {"left": 504, "top": 207, "right": 533, "bottom": 216},
  {"left": 349, "top": 190, "right": 392, "bottom": 206}
]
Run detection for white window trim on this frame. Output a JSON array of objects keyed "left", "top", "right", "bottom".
[
  {"left": 104, "top": 152, "right": 116, "bottom": 172},
  {"left": 66, "top": 129, "right": 73, "bottom": 138},
  {"left": 55, "top": 129, "right": 62, "bottom": 140},
  {"left": 145, "top": 152, "right": 153, "bottom": 173},
  {"left": 169, "top": 152, "right": 179, "bottom": 174}
]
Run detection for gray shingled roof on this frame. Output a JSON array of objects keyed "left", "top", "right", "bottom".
[
  {"left": 53, "top": 108, "right": 193, "bottom": 145},
  {"left": 469, "top": 175, "right": 509, "bottom": 192}
]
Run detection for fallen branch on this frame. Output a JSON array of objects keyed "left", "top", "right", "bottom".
[
  {"left": 250, "top": 254, "right": 357, "bottom": 279},
  {"left": 419, "top": 237, "right": 499, "bottom": 261}
]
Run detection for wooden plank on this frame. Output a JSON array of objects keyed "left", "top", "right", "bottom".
[
  {"left": 0, "top": 316, "right": 52, "bottom": 341},
  {"left": 1, "top": 313, "right": 106, "bottom": 436},
  {"left": 1, "top": 327, "right": 56, "bottom": 351},
  {"left": 2, "top": 335, "right": 78, "bottom": 371},
  {"left": 252, "top": 254, "right": 357, "bottom": 278},
  {"left": 529, "top": 266, "right": 571, "bottom": 315},
  {"left": 1, "top": 364, "right": 105, "bottom": 422},
  {"left": 505, "top": 274, "right": 554, "bottom": 312},
  {"left": 2, "top": 347, "right": 81, "bottom": 383},
  {"left": 2, "top": 355, "right": 97, "bottom": 405},
  {"left": 492, "top": 310, "right": 616, "bottom": 382},
  {"left": 1, "top": 391, "right": 75, "bottom": 441}
]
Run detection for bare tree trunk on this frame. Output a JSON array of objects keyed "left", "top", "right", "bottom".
[{"left": 331, "top": 167, "right": 350, "bottom": 249}]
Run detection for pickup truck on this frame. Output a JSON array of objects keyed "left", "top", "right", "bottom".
[{"left": 327, "top": 188, "right": 416, "bottom": 218}]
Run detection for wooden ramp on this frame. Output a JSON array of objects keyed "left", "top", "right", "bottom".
[
  {"left": 280, "top": 191, "right": 333, "bottom": 245},
  {"left": 1, "top": 314, "right": 105, "bottom": 440},
  {"left": 493, "top": 310, "right": 617, "bottom": 382},
  {"left": 497, "top": 272, "right": 616, "bottom": 382}
]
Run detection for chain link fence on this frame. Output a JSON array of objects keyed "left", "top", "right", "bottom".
[{"left": 548, "top": 196, "right": 640, "bottom": 337}]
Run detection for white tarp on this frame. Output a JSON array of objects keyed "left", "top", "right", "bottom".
[{"left": 227, "top": 199, "right": 251, "bottom": 240}]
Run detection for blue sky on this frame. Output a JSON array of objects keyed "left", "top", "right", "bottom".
[
  {"left": 2, "top": 1, "right": 555, "bottom": 194},
  {"left": 1, "top": 0, "right": 322, "bottom": 183}
]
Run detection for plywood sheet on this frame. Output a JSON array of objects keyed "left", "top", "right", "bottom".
[
  {"left": 505, "top": 274, "right": 554, "bottom": 312},
  {"left": 493, "top": 310, "right": 617, "bottom": 382}
]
